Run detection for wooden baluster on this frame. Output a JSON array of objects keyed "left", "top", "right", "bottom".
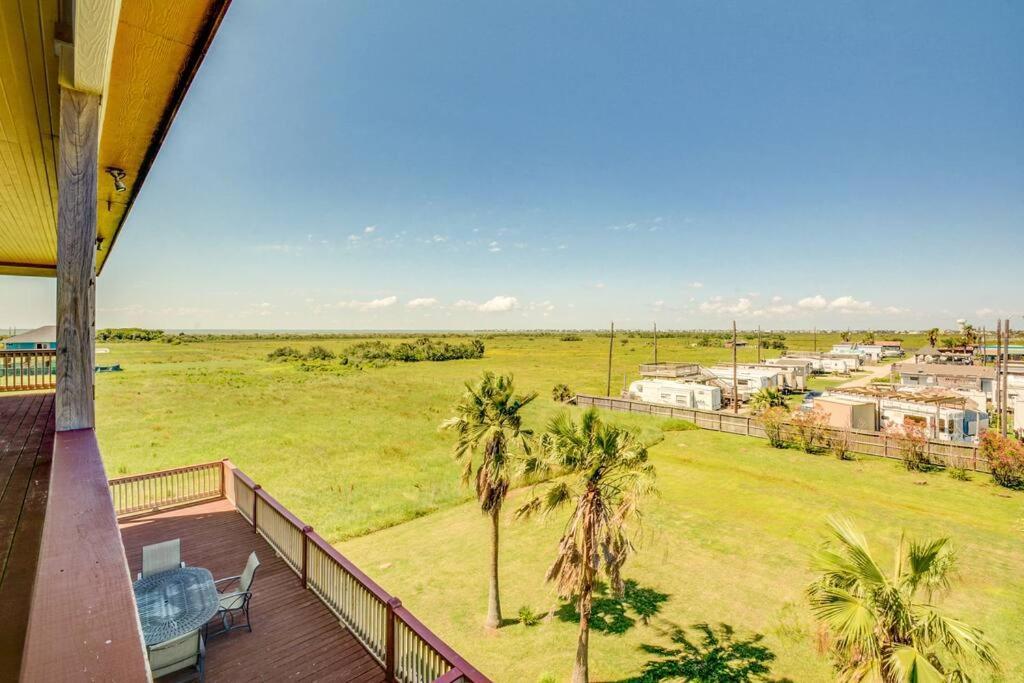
[
  {"left": 386, "top": 597, "right": 401, "bottom": 681},
  {"left": 252, "top": 485, "right": 261, "bottom": 532}
]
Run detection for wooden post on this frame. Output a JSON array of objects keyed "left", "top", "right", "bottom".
[
  {"left": 756, "top": 325, "right": 761, "bottom": 363},
  {"left": 995, "top": 321, "right": 1002, "bottom": 422},
  {"left": 732, "top": 320, "right": 738, "bottom": 414},
  {"left": 385, "top": 597, "right": 402, "bottom": 682},
  {"left": 252, "top": 484, "right": 261, "bottom": 532},
  {"left": 606, "top": 322, "right": 614, "bottom": 397},
  {"left": 301, "top": 526, "right": 313, "bottom": 589},
  {"left": 56, "top": 89, "right": 99, "bottom": 432},
  {"left": 1002, "top": 319, "right": 1010, "bottom": 437},
  {"left": 653, "top": 322, "right": 658, "bottom": 365}
]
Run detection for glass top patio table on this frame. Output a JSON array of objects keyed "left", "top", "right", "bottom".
[{"left": 133, "top": 566, "right": 218, "bottom": 645}]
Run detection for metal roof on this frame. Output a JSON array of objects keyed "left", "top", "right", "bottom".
[{"left": 2, "top": 325, "right": 56, "bottom": 344}]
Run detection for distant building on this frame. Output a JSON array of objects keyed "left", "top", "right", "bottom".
[
  {"left": 724, "top": 339, "right": 748, "bottom": 348},
  {"left": 895, "top": 363, "right": 997, "bottom": 401},
  {"left": 2, "top": 325, "right": 56, "bottom": 350}
]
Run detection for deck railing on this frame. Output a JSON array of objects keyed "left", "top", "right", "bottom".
[
  {"left": 109, "top": 461, "right": 224, "bottom": 516},
  {"left": 0, "top": 349, "right": 57, "bottom": 392},
  {"left": 109, "top": 461, "right": 489, "bottom": 683}
]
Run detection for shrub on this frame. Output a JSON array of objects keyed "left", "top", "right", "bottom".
[
  {"left": 518, "top": 605, "right": 542, "bottom": 627},
  {"left": 980, "top": 431, "right": 1024, "bottom": 489},
  {"left": 96, "top": 327, "right": 165, "bottom": 342},
  {"left": 791, "top": 408, "right": 828, "bottom": 454},
  {"left": 828, "top": 429, "right": 854, "bottom": 460},
  {"left": 551, "top": 383, "right": 573, "bottom": 403},
  {"left": 947, "top": 466, "right": 971, "bottom": 481},
  {"left": 884, "top": 424, "right": 930, "bottom": 471},
  {"left": 560, "top": 334, "right": 582, "bottom": 342},
  {"left": 758, "top": 407, "right": 790, "bottom": 449},
  {"left": 267, "top": 346, "right": 302, "bottom": 361},
  {"left": 305, "top": 345, "right": 336, "bottom": 361},
  {"left": 661, "top": 418, "right": 699, "bottom": 432}
]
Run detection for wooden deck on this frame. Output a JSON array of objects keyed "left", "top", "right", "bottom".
[
  {"left": 120, "top": 499, "right": 387, "bottom": 682},
  {"left": 0, "top": 392, "right": 55, "bottom": 680}
]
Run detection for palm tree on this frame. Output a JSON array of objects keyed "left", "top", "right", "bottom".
[
  {"left": 961, "top": 324, "right": 977, "bottom": 346},
  {"left": 442, "top": 372, "right": 536, "bottom": 628},
  {"left": 862, "top": 331, "right": 876, "bottom": 345},
  {"left": 517, "top": 409, "right": 656, "bottom": 683},
  {"left": 749, "top": 387, "right": 786, "bottom": 414},
  {"left": 926, "top": 328, "right": 940, "bottom": 348},
  {"left": 841, "top": 330, "right": 852, "bottom": 342},
  {"left": 807, "top": 517, "right": 997, "bottom": 682}
]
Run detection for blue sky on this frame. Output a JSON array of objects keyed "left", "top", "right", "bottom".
[{"left": 4, "top": 1, "right": 1022, "bottom": 331}]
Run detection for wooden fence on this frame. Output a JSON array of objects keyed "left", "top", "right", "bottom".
[
  {"left": 0, "top": 349, "right": 57, "bottom": 392},
  {"left": 109, "top": 461, "right": 489, "bottom": 683},
  {"left": 574, "top": 394, "right": 990, "bottom": 473}
]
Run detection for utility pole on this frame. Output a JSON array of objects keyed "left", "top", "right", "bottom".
[
  {"left": 813, "top": 327, "right": 817, "bottom": 352},
  {"left": 995, "top": 320, "right": 1003, "bottom": 426},
  {"left": 1003, "top": 319, "right": 1010, "bottom": 437},
  {"left": 653, "top": 322, "right": 658, "bottom": 365},
  {"left": 981, "top": 326, "right": 987, "bottom": 366},
  {"left": 732, "top": 320, "right": 739, "bottom": 414},
  {"left": 756, "top": 325, "right": 761, "bottom": 364},
  {"left": 606, "top": 322, "right": 615, "bottom": 397}
]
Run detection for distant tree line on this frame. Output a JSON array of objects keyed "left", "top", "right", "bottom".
[{"left": 267, "top": 337, "right": 485, "bottom": 367}]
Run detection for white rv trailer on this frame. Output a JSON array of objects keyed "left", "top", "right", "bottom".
[
  {"left": 706, "top": 366, "right": 781, "bottom": 391},
  {"left": 729, "top": 363, "right": 805, "bottom": 392},
  {"left": 820, "top": 358, "right": 856, "bottom": 374},
  {"left": 627, "top": 379, "right": 722, "bottom": 411}
]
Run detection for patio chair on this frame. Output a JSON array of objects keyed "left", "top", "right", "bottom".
[
  {"left": 210, "top": 552, "right": 260, "bottom": 636},
  {"left": 139, "top": 539, "right": 185, "bottom": 580},
  {"left": 148, "top": 628, "right": 205, "bottom": 682}
]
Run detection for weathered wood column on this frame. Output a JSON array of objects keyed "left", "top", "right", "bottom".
[{"left": 56, "top": 88, "right": 99, "bottom": 432}]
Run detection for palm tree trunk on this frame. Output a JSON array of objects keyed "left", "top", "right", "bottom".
[
  {"left": 572, "top": 587, "right": 592, "bottom": 683},
  {"left": 485, "top": 506, "right": 502, "bottom": 629}
]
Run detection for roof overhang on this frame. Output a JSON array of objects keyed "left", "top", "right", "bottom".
[{"left": 0, "top": 0, "right": 231, "bottom": 277}]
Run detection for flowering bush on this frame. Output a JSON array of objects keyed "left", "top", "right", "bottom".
[
  {"left": 758, "top": 407, "right": 789, "bottom": 448},
  {"left": 791, "top": 408, "right": 829, "bottom": 454},
  {"left": 884, "top": 423, "right": 930, "bottom": 471},
  {"left": 980, "top": 431, "right": 1024, "bottom": 490}
]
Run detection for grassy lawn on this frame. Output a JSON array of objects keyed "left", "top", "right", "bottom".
[
  {"left": 97, "top": 332, "right": 898, "bottom": 540},
  {"left": 339, "top": 423, "right": 1024, "bottom": 682},
  {"left": 87, "top": 330, "right": 1024, "bottom": 682}
]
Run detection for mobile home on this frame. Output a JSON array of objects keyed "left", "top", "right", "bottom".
[{"left": 627, "top": 379, "right": 722, "bottom": 411}]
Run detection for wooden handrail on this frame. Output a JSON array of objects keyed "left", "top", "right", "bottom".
[
  {"left": 305, "top": 530, "right": 392, "bottom": 604},
  {"left": 220, "top": 459, "right": 490, "bottom": 682},
  {"left": 395, "top": 605, "right": 490, "bottom": 682},
  {"left": 254, "top": 486, "right": 307, "bottom": 531},
  {"left": 0, "top": 349, "right": 57, "bottom": 393},
  {"left": 107, "top": 459, "right": 224, "bottom": 484},
  {"left": 122, "top": 459, "right": 490, "bottom": 682}
]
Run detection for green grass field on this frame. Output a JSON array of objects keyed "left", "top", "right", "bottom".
[{"left": 93, "top": 331, "right": 1024, "bottom": 682}]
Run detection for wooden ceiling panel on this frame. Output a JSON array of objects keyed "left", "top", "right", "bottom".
[{"left": 0, "top": 0, "right": 229, "bottom": 277}]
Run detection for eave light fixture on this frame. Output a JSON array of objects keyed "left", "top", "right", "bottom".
[{"left": 106, "top": 167, "right": 127, "bottom": 193}]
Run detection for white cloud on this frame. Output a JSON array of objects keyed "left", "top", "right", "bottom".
[
  {"left": 771, "top": 295, "right": 783, "bottom": 303},
  {"left": 454, "top": 296, "right": 520, "bottom": 313},
  {"left": 334, "top": 296, "right": 398, "bottom": 312},
  {"left": 406, "top": 297, "right": 438, "bottom": 309},
  {"left": 828, "top": 296, "right": 872, "bottom": 311},
  {"left": 488, "top": 241, "right": 501, "bottom": 253},
  {"left": 699, "top": 297, "right": 752, "bottom": 315},
  {"left": 478, "top": 295, "right": 519, "bottom": 312},
  {"left": 688, "top": 281, "right": 704, "bottom": 289},
  {"left": 798, "top": 294, "right": 828, "bottom": 310},
  {"left": 364, "top": 225, "right": 376, "bottom": 234},
  {"left": 884, "top": 305, "right": 906, "bottom": 315}
]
